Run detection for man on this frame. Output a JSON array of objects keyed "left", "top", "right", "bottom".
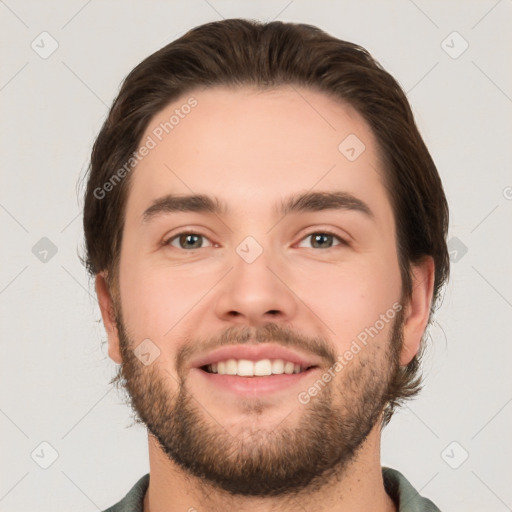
[{"left": 84, "top": 18, "right": 449, "bottom": 512}]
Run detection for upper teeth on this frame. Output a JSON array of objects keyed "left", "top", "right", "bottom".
[{"left": 207, "top": 359, "right": 305, "bottom": 376}]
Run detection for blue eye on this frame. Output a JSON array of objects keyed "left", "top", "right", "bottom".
[
  {"left": 298, "top": 232, "right": 346, "bottom": 249},
  {"left": 164, "top": 233, "right": 213, "bottom": 250}
]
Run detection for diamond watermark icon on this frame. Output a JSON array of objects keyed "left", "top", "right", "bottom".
[
  {"left": 31, "top": 441, "right": 59, "bottom": 469},
  {"left": 441, "top": 441, "right": 469, "bottom": 469},
  {"left": 338, "top": 134, "right": 366, "bottom": 162},
  {"left": 31, "top": 31, "right": 59, "bottom": 59},
  {"left": 236, "top": 236, "right": 263, "bottom": 264},
  {"left": 134, "top": 338, "right": 161, "bottom": 366},
  {"left": 32, "top": 237, "right": 58, "bottom": 263},
  {"left": 447, "top": 236, "right": 468, "bottom": 263},
  {"left": 441, "top": 31, "right": 469, "bottom": 59}
]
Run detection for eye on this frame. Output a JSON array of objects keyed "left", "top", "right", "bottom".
[
  {"left": 163, "top": 232, "right": 213, "bottom": 250},
  {"left": 297, "top": 231, "right": 347, "bottom": 249}
]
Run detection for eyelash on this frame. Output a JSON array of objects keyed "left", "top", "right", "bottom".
[
  {"left": 297, "top": 231, "right": 349, "bottom": 249},
  {"left": 162, "top": 230, "right": 349, "bottom": 250}
]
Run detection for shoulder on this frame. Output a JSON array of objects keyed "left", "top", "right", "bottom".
[
  {"left": 102, "top": 473, "right": 150, "bottom": 512},
  {"left": 382, "top": 467, "right": 442, "bottom": 512}
]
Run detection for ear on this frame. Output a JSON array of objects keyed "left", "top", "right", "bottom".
[
  {"left": 95, "top": 272, "right": 122, "bottom": 364},
  {"left": 400, "top": 256, "right": 435, "bottom": 366}
]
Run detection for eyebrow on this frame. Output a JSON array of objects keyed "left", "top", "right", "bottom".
[{"left": 141, "top": 191, "right": 374, "bottom": 224}]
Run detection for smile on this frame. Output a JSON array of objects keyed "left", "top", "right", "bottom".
[{"left": 203, "top": 358, "right": 314, "bottom": 376}]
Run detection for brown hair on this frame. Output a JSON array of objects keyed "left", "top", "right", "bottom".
[{"left": 82, "top": 18, "right": 449, "bottom": 425}]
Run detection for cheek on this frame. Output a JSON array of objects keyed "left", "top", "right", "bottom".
[
  {"left": 120, "top": 275, "right": 175, "bottom": 340},
  {"left": 118, "top": 256, "right": 217, "bottom": 342},
  {"left": 296, "top": 254, "right": 401, "bottom": 350}
]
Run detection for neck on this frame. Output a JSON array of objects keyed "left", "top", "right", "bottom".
[{"left": 142, "top": 422, "right": 397, "bottom": 512}]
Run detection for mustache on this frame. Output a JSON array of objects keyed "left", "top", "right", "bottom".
[{"left": 175, "top": 322, "right": 336, "bottom": 374}]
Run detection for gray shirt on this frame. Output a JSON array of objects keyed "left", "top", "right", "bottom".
[{"left": 103, "top": 467, "right": 441, "bottom": 511}]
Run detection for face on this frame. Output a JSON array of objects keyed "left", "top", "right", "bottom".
[{"left": 105, "top": 86, "right": 416, "bottom": 496}]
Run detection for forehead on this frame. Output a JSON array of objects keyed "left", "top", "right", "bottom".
[{"left": 124, "top": 85, "right": 392, "bottom": 228}]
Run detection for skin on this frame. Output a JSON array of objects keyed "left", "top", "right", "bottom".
[{"left": 96, "top": 85, "right": 434, "bottom": 512}]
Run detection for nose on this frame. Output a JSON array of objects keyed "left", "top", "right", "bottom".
[{"left": 213, "top": 244, "right": 298, "bottom": 327}]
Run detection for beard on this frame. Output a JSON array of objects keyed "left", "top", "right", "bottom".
[{"left": 111, "top": 304, "right": 404, "bottom": 498}]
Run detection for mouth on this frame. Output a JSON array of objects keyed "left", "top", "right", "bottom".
[
  {"left": 189, "top": 344, "right": 323, "bottom": 396},
  {"left": 200, "top": 358, "right": 317, "bottom": 377},
  {"left": 193, "top": 359, "right": 321, "bottom": 396}
]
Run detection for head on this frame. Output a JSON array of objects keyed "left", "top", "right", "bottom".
[{"left": 83, "top": 19, "right": 449, "bottom": 496}]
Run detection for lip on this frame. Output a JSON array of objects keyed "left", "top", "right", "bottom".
[
  {"left": 191, "top": 366, "right": 321, "bottom": 396},
  {"left": 189, "top": 343, "right": 323, "bottom": 370}
]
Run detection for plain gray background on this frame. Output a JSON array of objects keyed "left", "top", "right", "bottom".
[{"left": 1, "top": 0, "right": 511, "bottom": 510}]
